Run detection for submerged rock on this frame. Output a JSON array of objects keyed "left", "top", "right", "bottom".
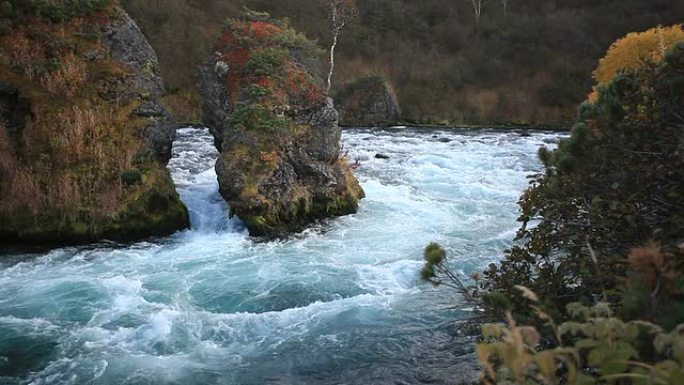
[
  {"left": 335, "top": 75, "right": 401, "bottom": 127},
  {"left": 0, "top": 4, "right": 189, "bottom": 247},
  {"left": 375, "top": 153, "right": 391, "bottom": 159},
  {"left": 198, "top": 12, "right": 364, "bottom": 237}
]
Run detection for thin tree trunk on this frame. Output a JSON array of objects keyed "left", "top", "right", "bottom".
[
  {"left": 471, "top": 0, "right": 482, "bottom": 28},
  {"left": 327, "top": 29, "right": 339, "bottom": 95}
]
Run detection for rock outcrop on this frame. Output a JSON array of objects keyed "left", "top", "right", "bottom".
[
  {"left": 336, "top": 75, "right": 401, "bottom": 127},
  {"left": 101, "top": 10, "right": 178, "bottom": 162},
  {"left": 198, "top": 12, "right": 364, "bottom": 237},
  {"left": 0, "top": 2, "right": 189, "bottom": 246}
]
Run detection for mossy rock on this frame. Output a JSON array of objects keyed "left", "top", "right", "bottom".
[
  {"left": 0, "top": 4, "right": 190, "bottom": 249},
  {"left": 335, "top": 75, "right": 401, "bottom": 127}
]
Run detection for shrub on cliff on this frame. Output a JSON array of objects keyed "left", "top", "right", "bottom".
[{"left": 199, "top": 9, "right": 364, "bottom": 237}]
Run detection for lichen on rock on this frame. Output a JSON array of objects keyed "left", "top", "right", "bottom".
[
  {"left": 335, "top": 75, "right": 401, "bottom": 127},
  {"left": 0, "top": 1, "right": 189, "bottom": 247},
  {"left": 198, "top": 10, "right": 364, "bottom": 237}
]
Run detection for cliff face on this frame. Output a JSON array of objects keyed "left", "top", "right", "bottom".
[
  {"left": 198, "top": 12, "right": 364, "bottom": 237},
  {"left": 336, "top": 76, "right": 401, "bottom": 127},
  {"left": 0, "top": 2, "right": 189, "bottom": 246}
]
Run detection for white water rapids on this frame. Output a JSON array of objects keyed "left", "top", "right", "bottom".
[{"left": 0, "top": 128, "right": 561, "bottom": 384}]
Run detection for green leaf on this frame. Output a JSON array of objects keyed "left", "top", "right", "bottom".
[
  {"left": 575, "top": 338, "right": 599, "bottom": 349},
  {"left": 534, "top": 351, "right": 556, "bottom": 378},
  {"left": 672, "top": 335, "right": 684, "bottom": 362},
  {"left": 559, "top": 321, "right": 583, "bottom": 337}
]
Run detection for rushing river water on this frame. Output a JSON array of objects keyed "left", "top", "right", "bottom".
[{"left": 0, "top": 128, "right": 561, "bottom": 385}]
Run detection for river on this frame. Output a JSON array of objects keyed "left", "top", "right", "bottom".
[{"left": 0, "top": 128, "right": 560, "bottom": 384}]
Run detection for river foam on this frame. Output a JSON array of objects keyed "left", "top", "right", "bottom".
[{"left": 0, "top": 127, "right": 561, "bottom": 384}]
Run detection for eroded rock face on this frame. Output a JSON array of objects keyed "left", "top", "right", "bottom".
[
  {"left": 197, "top": 14, "right": 364, "bottom": 237},
  {"left": 101, "top": 10, "right": 178, "bottom": 162},
  {"left": 212, "top": 97, "right": 364, "bottom": 237},
  {"left": 0, "top": 5, "right": 188, "bottom": 247},
  {"left": 197, "top": 57, "right": 232, "bottom": 149},
  {"left": 336, "top": 75, "right": 401, "bottom": 127}
]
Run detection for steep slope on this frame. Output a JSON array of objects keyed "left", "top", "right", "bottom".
[
  {"left": 0, "top": 1, "right": 189, "bottom": 246},
  {"left": 125, "top": 0, "right": 683, "bottom": 125}
]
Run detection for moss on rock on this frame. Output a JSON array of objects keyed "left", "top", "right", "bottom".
[
  {"left": 199, "top": 11, "right": 364, "bottom": 238},
  {"left": 0, "top": 1, "right": 189, "bottom": 248},
  {"left": 335, "top": 74, "right": 401, "bottom": 127}
]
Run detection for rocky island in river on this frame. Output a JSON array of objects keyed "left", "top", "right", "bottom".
[{"left": 198, "top": 11, "right": 364, "bottom": 237}]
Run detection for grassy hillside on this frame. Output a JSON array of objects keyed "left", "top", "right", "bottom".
[{"left": 123, "top": 0, "right": 683, "bottom": 126}]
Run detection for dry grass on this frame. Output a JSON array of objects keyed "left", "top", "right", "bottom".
[
  {"left": 0, "top": 15, "right": 151, "bottom": 230},
  {"left": 0, "top": 121, "right": 44, "bottom": 217},
  {"left": 0, "top": 32, "right": 46, "bottom": 80},
  {"left": 42, "top": 53, "right": 87, "bottom": 98}
]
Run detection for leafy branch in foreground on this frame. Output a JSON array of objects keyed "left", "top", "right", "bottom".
[
  {"left": 478, "top": 288, "right": 684, "bottom": 385},
  {"left": 421, "top": 243, "right": 492, "bottom": 330}
]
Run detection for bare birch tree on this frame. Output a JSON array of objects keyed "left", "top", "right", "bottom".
[
  {"left": 326, "top": 0, "right": 357, "bottom": 95},
  {"left": 471, "top": 0, "right": 483, "bottom": 26},
  {"left": 469, "top": 0, "right": 510, "bottom": 25}
]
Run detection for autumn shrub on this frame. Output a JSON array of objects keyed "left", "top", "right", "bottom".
[
  {"left": 216, "top": 10, "right": 325, "bottom": 133},
  {"left": 42, "top": 52, "right": 87, "bottom": 97},
  {"left": 479, "top": 41, "right": 684, "bottom": 324},
  {"left": 590, "top": 25, "right": 684, "bottom": 100},
  {"left": 423, "top": 37, "right": 684, "bottom": 385}
]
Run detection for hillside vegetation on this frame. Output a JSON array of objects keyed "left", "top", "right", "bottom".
[
  {"left": 123, "top": 0, "right": 683, "bottom": 126},
  {"left": 424, "top": 29, "right": 684, "bottom": 384}
]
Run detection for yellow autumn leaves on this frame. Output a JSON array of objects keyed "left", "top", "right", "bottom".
[{"left": 589, "top": 24, "right": 684, "bottom": 101}]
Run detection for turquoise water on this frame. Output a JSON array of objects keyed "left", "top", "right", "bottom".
[{"left": 0, "top": 128, "right": 560, "bottom": 384}]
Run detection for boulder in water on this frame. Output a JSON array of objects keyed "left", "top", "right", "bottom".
[
  {"left": 335, "top": 75, "right": 401, "bottom": 127},
  {"left": 197, "top": 11, "right": 364, "bottom": 237}
]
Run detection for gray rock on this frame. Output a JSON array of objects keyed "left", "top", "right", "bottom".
[
  {"left": 134, "top": 100, "right": 165, "bottom": 117},
  {"left": 336, "top": 76, "right": 401, "bottom": 127},
  {"left": 100, "top": 9, "right": 164, "bottom": 99},
  {"left": 82, "top": 48, "right": 104, "bottom": 61},
  {"left": 294, "top": 97, "right": 341, "bottom": 162},
  {"left": 198, "top": 53, "right": 364, "bottom": 237},
  {"left": 101, "top": 8, "right": 177, "bottom": 162},
  {"left": 197, "top": 58, "right": 232, "bottom": 150}
]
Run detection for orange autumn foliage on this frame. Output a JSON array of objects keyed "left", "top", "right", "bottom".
[
  {"left": 216, "top": 15, "right": 325, "bottom": 122},
  {"left": 589, "top": 24, "right": 684, "bottom": 101}
]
